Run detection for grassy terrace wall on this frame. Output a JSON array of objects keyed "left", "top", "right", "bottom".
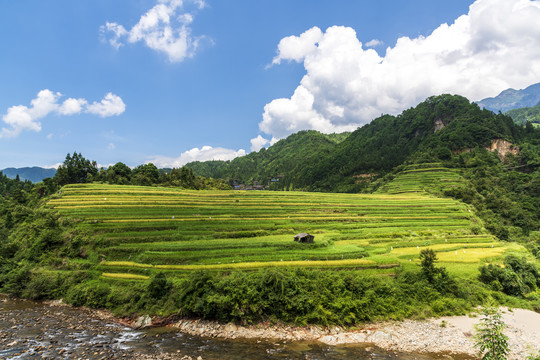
[{"left": 48, "top": 183, "right": 506, "bottom": 279}]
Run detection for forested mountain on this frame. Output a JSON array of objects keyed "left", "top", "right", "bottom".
[
  {"left": 188, "top": 94, "right": 537, "bottom": 192},
  {"left": 476, "top": 82, "right": 540, "bottom": 113},
  {"left": 506, "top": 103, "right": 540, "bottom": 126},
  {"left": 186, "top": 131, "right": 349, "bottom": 190},
  {"left": 0, "top": 167, "right": 56, "bottom": 183}
]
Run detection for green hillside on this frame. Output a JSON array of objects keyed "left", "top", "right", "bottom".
[
  {"left": 506, "top": 102, "right": 540, "bottom": 126},
  {"left": 374, "top": 163, "right": 464, "bottom": 194},
  {"left": 187, "top": 95, "right": 540, "bottom": 241},
  {"left": 188, "top": 95, "right": 531, "bottom": 193},
  {"left": 3, "top": 179, "right": 531, "bottom": 324},
  {"left": 186, "top": 130, "right": 348, "bottom": 188},
  {"left": 48, "top": 183, "right": 504, "bottom": 275}
]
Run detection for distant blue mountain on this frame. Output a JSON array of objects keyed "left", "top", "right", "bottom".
[
  {"left": 0, "top": 167, "right": 56, "bottom": 183},
  {"left": 476, "top": 82, "right": 540, "bottom": 113}
]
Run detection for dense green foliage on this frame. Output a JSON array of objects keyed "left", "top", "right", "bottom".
[
  {"left": 187, "top": 130, "right": 348, "bottom": 190},
  {"left": 0, "top": 172, "right": 33, "bottom": 198},
  {"left": 440, "top": 147, "right": 540, "bottom": 243},
  {"left": 47, "top": 152, "right": 230, "bottom": 191},
  {"left": 175, "top": 268, "right": 478, "bottom": 325},
  {"left": 479, "top": 255, "right": 540, "bottom": 297},
  {"left": 506, "top": 103, "right": 540, "bottom": 126},
  {"left": 419, "top": 248, "right": 455, "bottom": 293},
  {"left": 54, "top": 152, "right": 99, "bottom": 186},
  {"left": 188, "top": 95, "right": 537, "bottom": 193}
]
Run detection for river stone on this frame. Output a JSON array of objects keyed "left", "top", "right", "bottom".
[
  {"left": 133, "top": 315, "right": 152, "bottom": 329},
  {"left": 318, "top": 335, "right": 339, "bottom": 345},
  {"left": 369, "top": 330, "right": 393, "bottom": 343}
]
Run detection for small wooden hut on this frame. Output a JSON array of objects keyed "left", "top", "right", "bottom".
[{"left": 294, "top": 233, "right": 314, "bottom": 243}]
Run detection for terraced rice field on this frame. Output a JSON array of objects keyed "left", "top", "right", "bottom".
[
  {"left": 47, "top": 182, "right": 507, "bottom": 279},
  {"left": 376, "top": 163, "right": 464, "bottom": 194}
]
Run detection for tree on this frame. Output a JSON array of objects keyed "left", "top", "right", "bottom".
[
  {"left": 106, "top": 162, "right": 132, "bottom": 184},
  {"left": 419, "top": 248, "right": 455, "bottom": 293},
  {"left": 474, "top": 307, "right": 509, "bottom": 360},
  {"left": 54, "top": 152, "right": 98, "bottom": 186},
  {"left": 169, "top": 167, "right": 197, "bottom": 188},
  {"left": 419, "top": 248, "right": 438, "bottom": 282},
  {"left": 132, "top": 163, "right": 160, "bottom": 186}
]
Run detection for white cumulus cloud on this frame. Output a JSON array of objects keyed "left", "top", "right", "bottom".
[
  {"left": 59, "top": 98, "right": 88, "bottom": 115},
  {"left": 1, "top": 90, "right": 126, "bottom": 138},
  {"left": 261, "top": 0, "right": 540, "bottom": 141},
  {"left": 86, "top": 93, "right": 126, "bottom": 117},
  {"left": 272, "top": 27, "right": 323, "bottom": 65},
  {"left": 148, "top": 146, "right": 246, "bottom": 168},
  {"left": 101, "top": 0, "right": 207, "bottom": 62},
  {"left": 250, "top": 135, "right": 270, "bottom": 152}
]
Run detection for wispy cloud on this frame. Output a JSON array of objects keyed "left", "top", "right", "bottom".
[
  {"left": 365, "top": 39, "right": 383, "bottom": 47},
  {"left": 1, "top": 90, "right": 125, "bottom": 138},
  {"left": 101, "top": 0, "right": 207, "bottom": 62}
]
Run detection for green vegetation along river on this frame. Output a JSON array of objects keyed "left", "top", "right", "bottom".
[{"left": 0, "top": 296, "right": 474, "bottom": 359}]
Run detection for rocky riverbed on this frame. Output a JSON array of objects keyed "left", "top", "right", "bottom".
[
  {"left": 3, "top": 294, "right": 538, "bottom": 359},
  {"left": 167, "top": 307, "right": 540, "bottom": 360},
  {"left": 0, "top": 295, "right": 456, "bottom": 360}
]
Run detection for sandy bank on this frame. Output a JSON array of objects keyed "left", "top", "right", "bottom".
[{"left": 166, "top": 307, "right": 540, "bottom": 359}]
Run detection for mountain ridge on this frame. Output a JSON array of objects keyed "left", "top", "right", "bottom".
[
  {"left": 476, "top": 82, "right": 540, "bottom": 113},
  {"left": 0, "top": 167, "right": 56, "bottom": 183},
  {"left": 187, "top": 94, "right": 532, "bottom": 192}
]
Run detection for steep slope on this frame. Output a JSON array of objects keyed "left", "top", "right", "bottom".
[
  {"left": 309, "top": 94, "right": 522, "bottom": 191},
  {"left": 187, "top": 130, "right": 347, "bottom": 189},
  {"left": 476, "top": 82, "right": 540, "bottom": 113}
]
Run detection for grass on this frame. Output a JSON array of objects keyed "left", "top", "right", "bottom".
[
  {"left": 47, "top": 175, "right": 517, "bottom": 277},
  {"left": 102, "top": 258, "right": 377, "bottom": 270},
  {"left": 101, "top": 272, "right": 150, "bottom": 280}
]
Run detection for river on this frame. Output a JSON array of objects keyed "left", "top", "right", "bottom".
[{"left": 0, "top": 296, "right": 471, "bottom": 359}]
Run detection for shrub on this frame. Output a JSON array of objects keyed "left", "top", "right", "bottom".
[
  {"left": 474, "top": 307, "right": 509, "bottom": 360},
  {"left": 479, "top": 256, "right": 540, "bottom": 297},
  {"left": 147, "top": 272, "right": 171, "bottom": 299},
  {"left": 65, "top": 280, "right": 111, "bottom": 308}
]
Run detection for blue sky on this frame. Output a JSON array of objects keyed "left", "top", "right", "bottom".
[{"left": 1, "top": 0, "right": 539, "bottom": 168}]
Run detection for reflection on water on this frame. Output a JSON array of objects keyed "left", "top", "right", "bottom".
[{"left": 0, "top": 296, "right": 472, "bottom": 359}]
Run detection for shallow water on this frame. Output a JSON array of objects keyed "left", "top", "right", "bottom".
[{"left": 0, "top": 297, "right": 472, "bottom": 359}]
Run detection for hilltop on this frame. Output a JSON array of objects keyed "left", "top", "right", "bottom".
[{"left": 476, "top": 82, "right": 540, "bottom": 113}]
